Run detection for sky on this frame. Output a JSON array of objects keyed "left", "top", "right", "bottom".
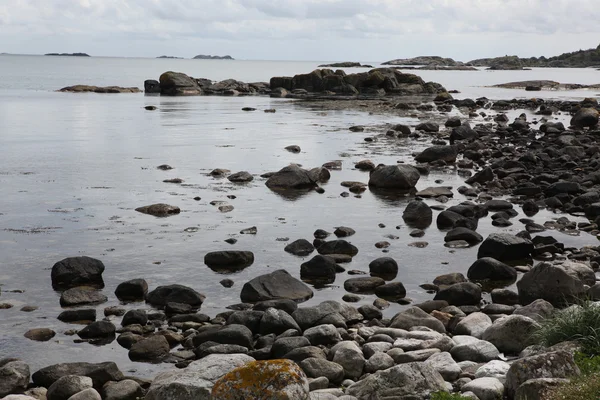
[{"left": 1, "top": 0, "right": 599, "bottom": 62}]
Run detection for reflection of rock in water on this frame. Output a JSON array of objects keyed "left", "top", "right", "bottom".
[
  {"left": 369, "top": 187, "right": 417, "bottom": 205},
  {"left": 267, "top": 187, "right": 314, "bottom": 201}
]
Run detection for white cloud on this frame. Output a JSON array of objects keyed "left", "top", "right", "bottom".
[{"left": 1, "top": 0, "right": 599, "bottom": 60}]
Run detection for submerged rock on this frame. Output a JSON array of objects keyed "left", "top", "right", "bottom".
[{"left": 368, "top": 164, "right": 420, "bottom": 190}]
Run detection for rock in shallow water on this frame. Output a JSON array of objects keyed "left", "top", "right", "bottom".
[
  {"left": 0, "top": 360, "right": 30, "bottom": 397},
  {"left": 240, "top": 270, "right": 313, "bottom": 303},
  {"left": 135, "top": 203, "right": 180, "bottom": 217},
  {"left": 146, "top": 284, "right": 205, "bottom": 308},
  {"left": 51, "top": 256, "right": 105, "bottom": 290},
  {"left": 204, "top": 251, "right": 255, "bottom": 273}
]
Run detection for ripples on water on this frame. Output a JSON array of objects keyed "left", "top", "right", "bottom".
[{"left": 0, "top": 55, "right": 598, "bottom": 376}]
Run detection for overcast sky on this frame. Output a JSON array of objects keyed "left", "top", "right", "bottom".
[{"left": 1, "top": 0, "right": 599, "bottom": 61}]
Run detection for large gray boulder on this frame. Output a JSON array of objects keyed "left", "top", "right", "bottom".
[
  {"left": 47, "top": 376, "right": 93, "bottom": 400},
  {"left": 390, "top": 307, "right": 446, "bottom": 333},
  {"left": 450, "top": 337, "right": 500, "bottom": 362},
  {"left": 101, "top": 380, "right": 144, "bottom": 400},
  {"left": 240, "top": 269, "right": 313, "bottom": 303},
  {"left": 424, "top": 352, "right": 461, "bottom": 381},
  {"left": 434, "top": 282, "right": 482, "bottom": 306},
  {"left": 477, "top": 233, "right": 533, "bottom": 262},
  {"left": 51, "top": 256, "right": 105, "bottom": 290},
  {"left": 513, "top": 299, "right": 554, "bottom": 322},
  {"left": 414, "top": 145, "right": 458, "bottom": 163},
  {"left": 345, "top": 362, "right": 447, "bottom": 399},
  {"left": 0, "top": 360, "right": 30, "bottom": 397},
  {"left": 461, "top": 377, "right": 504, "bottom": 400},
  {"left": 454, "top": 312, "right": 492, "bottom": 339},
  {"left": 159, "top": 71, "right": 202, "bottom": 96},
  {"left": 505, "top": 350, "right": 580, "bottom": 398},
  {"left": 145, "top": 354, "right": 254, "bottom": 400},
  {"left": 402, "top": 200, "right": 432, "bottom": 229},
  {"left": 32, "top": 362, "right": 124, "bottom": 389},
  {"left": 368, "top": 164, "right": 420, "bottom": 190},
  {"left": 265, "top": 165, "right": 317, "bottom": 189},
  {"left": 514, "top": 378, "right": 569, "bottom": 400},
  {"left": 517, "top": 262, "right": 586, "bottom": 306},
  {"left": 482, "top": 315, "right": 540, "bottom": 354},
  {"left": 467, "top": 257, "right": 517, "bottom": 282},
  {"left": 300, "top": 358, "right": 344, "bottom": 384}
]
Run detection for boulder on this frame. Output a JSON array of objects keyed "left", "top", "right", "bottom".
[
  {"left": 345, "top": 362, "right": 447, "bottom": 399},
  {"left": 461, "top": 377, "right": 504, "bottom": 400},
  {"left": 145, "top": 354, "right": 255, "bottom": 400},
  {"left": 159, "top": 71, "right": 202, "bottom": 96},
  {"left": 477, "top": 233, "right": 533, "bottom": 262},
  {"left": 259, "top": 308, "right": 301, "bottom": 336},
  {"left": 369, "top": 257, "right": 399, "bottom": 280},
  {"left": 415, "top": 146, "right": 458, "bottom": 163},
  {"left": 77, "top": 321, "right": 116, "bottom": 339},
  {"left": 482, "top": 315, "right": 540, "bottom": 354},
  {"left": 300, "top": 255, "right": 338, "bottom": 283},
  {"left": 444, "top": 227, "right": 483, "bottom": 245},
  {"left": 47, "top": 376, "right": 93, "bottom": 400},
  {"left": 454, "top": 312, "right": 492, "bottom": 339},
  {"left": 374, "top": 282, "right": 407, "bottom": 300},
  {"left": 192, "top": 325, "right": 253, "bottom": 349},
  {"left": 211, "top": 360, "right": 309, "bottom": 400},
  {"left": 303, "top": 324, "right": 342, "bottom": 346},
  {"left": 512, "top": 299, "right": 554, "bottom": 322},
  {"left": 284, "top": 240, "right": 315, "bottom": 257},
  {"left": 204, "top": 251, "right": 255, "bottom": 273},
  {"left": 434, "top": 282, "right": 482, "bottom": 306},
  {"left": 450, "top": 338, "right": 500, "bottom": 363},
  {"left": 0, "top": 360, "right": 30, "bottom": 397},
  {"left": 60, "top": 287, "right": 107, "bottom": 307},
  {"left": 517, "top": 262, "right": 586, "bottom": 306},
  {"left": 128, "top": 335, "right": 170, "bottom": 362},
  {"left": 570, "top": 107, "right": 599, "bottom": 128},
  {"left": 67, "top": 388, "right": 101, "bottom": 400},
  {"left": 332, "top": 346, "right": 365, "bottom": 380},
  {"left": 227, "top": 171, "right": 253, "bottom": 183},
  {"left": 467, "top": 258, "right": 517, "bottom": 282},
  {"left": 368, "top": 165, "right": 420, "bottom": 190},
  {"left": 144, "top": 79, "right": 160, "bottom": 93},
  {"left": 390, "top": 307, "right": 446, "bottom": 333},
  {"left": 402, "top": 200, "right": 432, "bottom": 229},
  {"left": 24, "top": 328, "right": 56, "bottom": 342},
  {"left": 299, "top": 358, "right": 344, "bottom": 384},
  {"left": 114, "top": 279, "right": 148, "bottom": 302},
  {"left": 51, "top": 256, "right": 105, "bottom": 290},
  {"left": 135, "top": 203, "right": 180, "bottom": 217},
  {"left": 415, "top": 122, "right": 440, "bottom": 133},
  {"left": 514, "top": 378, "right": 569, "bottom": 400},
  {"left": 505, "top": 350, "right": 580, "bottom": 398},
  {"left": 240, "top": 270, "right": 313, "bottom": 303},
  {"left": 344, "top": 277, "right": 385, "bottom": 293},
  {"left": 475, "top": 360, "right": 511, "bottom": 380},
  {"left": 101, "top": 380, "right": 144, "bottom": 400},
  {"left": 265, "top": 165, "right": 317, "bottom": 189},
  {"left": 424, "top": 352, "right": 461, "bottom": 381},
  {"left": 32, "top": 362, "right": 124, "bottom": 389},
  {"left": 317, "top": 240, "right": 358, "bottom": 257},
  {"left": 146, "top": 284, "right": 205, "bottom": 308}
]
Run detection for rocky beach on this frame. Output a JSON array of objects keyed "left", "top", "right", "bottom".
[{"left": 3, "top": 63, "right": 600, "bottom": 400}]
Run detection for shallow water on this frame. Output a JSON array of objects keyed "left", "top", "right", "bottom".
[{"left": 0, "top": 55, "right": 599, "bottom": 378}]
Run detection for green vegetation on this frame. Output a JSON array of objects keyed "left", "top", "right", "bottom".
[
  {"left": 532, "top": 301, "right": 600, "bottom": 356},
  {"left": 430, "top": 392, "right": 472, "bottom": 400},
  {"left": 545, "top": 372, "right": 600, "bottom": 400}
]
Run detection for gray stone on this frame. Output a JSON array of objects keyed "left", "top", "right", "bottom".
[
  {"left": 451, "top": 338, "right": 500, "bottom": 362},
  {"left": 482, "top": 315, "right": 540, "bottom": 354},
  {"left": 47, "top": 376, "right": 93, "bottom": 400},
  {"left": 514, "top": 378, "right": 569, "bottom": 400},
  {"left": 368, "top": 164, "right": 420, "bottom": 190},
  {"left": 31, "top": 362, "right": 124, "bottom": 389},
  {"left": 474, "top": 360, "right": 510, "bottom": 380},
  {"left": 390, "top": 307, "right": 446, "bottom": 333},
  {"left": 517, "top": 262, "right": 586, "bottom": 307},
  {"left": 461, "top": 377, "right": 504, "bottom": 400},
  {"left": 51, "top": 256, "right": 105, "bottom": 290},
  {"left": 424, "top": 352, "right": 461, "bottom": 381},
  {"left": 101, "top": 380, "right": 144, "bottom": 400},
  {"left": 365, "top": 352, "right": 395, "bottom": 373},
  {"left": 477, "top": 233, "right": 533, "bottom": 262},
  {"left": 332, "top": 346, "right": 365, "bottom": 380},
  {"left": 240, "top": 270, "right": 313, "bottom": 303},
  {"left": 300, "top": 358, "right": 344, "bottom": 384},
  {"left": 128, "top": 335, "right": 170, "bottom": 362},
  {"left": 513, "top": 299, "right": 555, "bottom": 322},
  {"left": 60, "top": 288, "right": 107, "bottom": 307},
  {"left": 0, "top": 360, "right": 30, "bottom": 398},
  {"left": 454, "top": 312, "right": 492, "bottom": 339},
  {"left": 67, "top": 389, "right": 101, "bottom": 400},
  {"left": 303, "top": 324, "right": 342, "bottom": 346}
]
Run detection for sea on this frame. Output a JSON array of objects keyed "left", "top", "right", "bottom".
[{"left": 0, "top": 54, "right": 598, "bottom": 376}]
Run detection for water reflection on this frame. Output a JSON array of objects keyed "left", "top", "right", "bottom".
[{"left": 369, "top": 187, "right": 417, "bottom": 206}]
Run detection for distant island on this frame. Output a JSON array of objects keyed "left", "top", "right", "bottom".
[
  {"left": 45, "top": 53, "right": 90, "bottom": 57},
  {"left": 157, "top": 56, "right": 183, "bottom": 59},
  {"left": 382, "top": 44, "right": 600, "bottom": 70},
  {"left": 193, "top": 54, "right": 234, "bottom": 60},
  {"left": 318, "top": 62, "right": 373, "bottom": 68}
]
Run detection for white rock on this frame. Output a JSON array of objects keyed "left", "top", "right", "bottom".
[{"left": 462, "top": 377, "right": 504, "bottom": 400}]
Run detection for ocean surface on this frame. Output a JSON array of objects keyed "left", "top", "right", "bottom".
[{"left": 0, "top": 54, "right": 598, "bottom": 376}]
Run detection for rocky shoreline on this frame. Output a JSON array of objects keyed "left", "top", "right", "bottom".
[{"left": 4, "top": 69, "right": 600, "bottom": 399}]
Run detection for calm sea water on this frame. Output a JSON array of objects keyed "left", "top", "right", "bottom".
[{"left": 0, "top": 55, "right": 598, "bottom": 376}]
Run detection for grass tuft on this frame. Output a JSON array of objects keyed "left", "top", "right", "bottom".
[{"left": 544, "top": 372, "right": 600, "bottom": 400}]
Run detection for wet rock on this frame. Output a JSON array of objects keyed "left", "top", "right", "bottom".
[
  {"left": 51, "top": 256, "right": 105, "bottom": 290},
  {"left": 434, "top": 282, "right": 481, "bottom": 306},
  {"left": 477, "top": 233, "right": 533, "bottom": 262},
  {"left": 517, "top": 262, "right": 586, "bottom": 307},
  {"left": 284, "top": 239, "right": 315, "bottom": 256},
  {"left": 145, "top": 354, "right": 254, "bottom": 400},
  {"left": 374, "top": 282, "right": 407, "bottom": 300},
  {"left": 303, "top": 324, "right": 342, "bottom": 346},
  {"left": 415, "top": 145, "right": 458, "bottom": 163},
  {"left": 220, "top": 279, "right": 234, "bottom": 288},
  {"left": 355, "top": 160, "right": 375, "bottom": 171},
  {"left": 135, "top": 204, "right": 180, "bottom": 217},
  {"left": 114, "top": 279, "right": 148, "bottom": 302},
  {"left": 491, "top": 288, "right": 519, "bottom": 306},
  {"left": 369, "top": 257, "right": 398, "bottom": 280},
  {"left": 0, "top": 360, "right": 30, "bottom": 397},
  {"left": 60, "top": 287, "right": 108, "bottom": 307},
  {"left": 445, "top": 227, "right": 483, "bottom": 245},
  {"left": 77, "top": 321, "right": 116, "bottom": 339},
  {"left": 334, "top": 226, "right": 356, "bottom": 238},
  {"left": 317, "top": 240, "right": 359, "bottom": 257},
  {"left": 146, "top": 285, "right": 205, "bottom": 308},
  {"left": 240, "top": 270, "right": 313, "bottom": 303},
  {"left": 402, "top": 200, "right": 432, "bottom": 229},
  {"left": 47, "top": 376, "right": 93, "bottom": 400},
  {"left": 570, "top": 107, "right": 599, "bottom": 128},
  {"left": 300, "top": 255, "right": 338, "bottom": 283},
  {"left": 159, "top": 71, "right": 202, "bottom": 96},
  {"left": 415, "top": 122, "right": 439, "bottom": 132},
  {"left": 122, "top": 310, "right": 147, "bottom": 326},
  {"left": 254, "top": 299, "right": 298, "bottom": 314},
  {"left": 346, "top": 362, "right": 447, "bottom": 399},
  {"left": 344, "top": 277, "right": 385, "bottom": 293},
  {"left": 211, "top": 359, "right": 309, "bottom": 400},
  {"left": 467, "top": 257, "right": 517, "bottom": 282},
  {"left": 32, "top": 362, "right": 124, "bottom": 389},
  {"left": 416, "top": 187, "right": 453, "bottom": 198},
  {"left": 24, "top": 328, "right": 56, "bottom": 342},
  {"left": 204, "top": 251, "right": 254, "bottom": 273},
  {"left": 390, "top": 307, "right": 446, "bottom": 333},
  {"left": 466, "top": 167, "right": 495, "bottom": 185},
  {"left": 58, "top": 309, "right": 97, "bottom": 323},
  {"left": 101, "top": 380, "right": 144, "bottom": 400},
  {"left": 514, "top": 378, "right": 569, "bottom": 400},
  {"left": 437, "top": 210, "right": 477, "bottom": 230},
  {"left": 285, "top": 145, "right": 301, "bottom": 153},
  {"left": 505, "top": 350, "right": 580, "bottom": 398},
  {"left": 265, "top": 165, "right": 317, "bottom": 189},
  {"left": 227, "top": 171, "right": 253, "bottom": 183},
  {"left": 129, "top": 335, "right": 170, "bottom": 362},
  {"left": 259, "top": 308, "right": 301, "bottom": 336},
  {"left": 368, "top": 164, "right": 420, "bottom": 190}
]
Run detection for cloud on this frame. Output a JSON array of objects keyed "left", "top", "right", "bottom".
[{"left": 1, "top": 0, "right": 599, "bottom": 59}]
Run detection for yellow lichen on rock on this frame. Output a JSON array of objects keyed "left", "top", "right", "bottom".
[{"left": 211, "top": 359, "right": 310, "bottom": 400}]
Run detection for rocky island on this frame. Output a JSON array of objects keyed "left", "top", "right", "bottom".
[
  {"left": 193, "top": 54, "right": 234, "bottom": 60},
  {"left": 44, "top": 52, "right": 90, "bottom": 57},
  {"left": 317, "top": 62, "right": 373, "bottom": 68},
  {"left": 156, "top": 55, "right": 183, "bottom": 59}
]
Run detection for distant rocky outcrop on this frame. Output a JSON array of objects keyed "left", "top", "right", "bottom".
[
  {"left": 470, "top": 44, "right": 600, "bottom": 68},
  {"left": 318, "top": 62, "right": 373, "bottom": 68},
  {"left": 45, "top": 53, "right": 90, "bottom": 57},
  {"left": 157, "top": 55, "right": 183, "bottom": 59},
  {"left": 58, "top": 85, "right": 141, "bottom": 93},
  {"left": 193, "top": 54, "right": 234, "bottom": 60},
  {"left": 494, "top": 80, "right": 600, "bottom": 91},
  {"left": 382, "top": 56, "right": 462, "bottom": 66}
]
